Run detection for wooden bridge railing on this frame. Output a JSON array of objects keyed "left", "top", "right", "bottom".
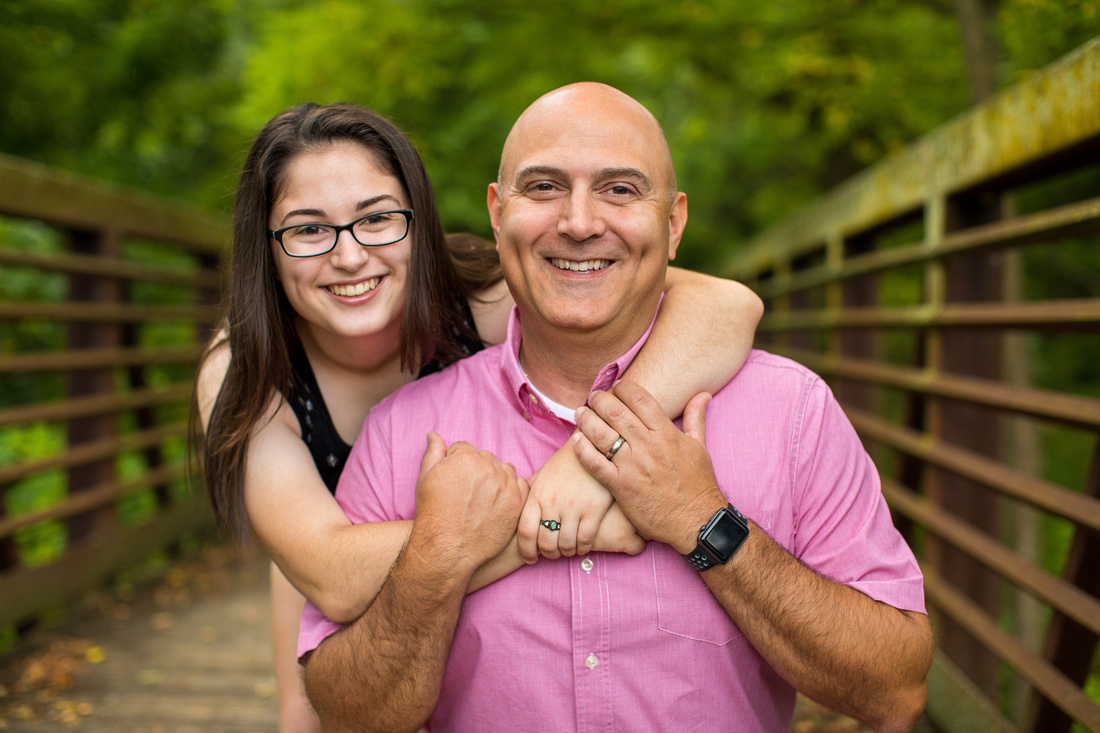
[
  {"left": 722, "top": 37, "right": 1100, "bottom": 733},
  {"left": 0, "top": 153, "right": 227, "bottom": 633}
]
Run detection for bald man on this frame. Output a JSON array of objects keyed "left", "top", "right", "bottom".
[{"left": 300, "top": 83, "right": 934, "bottom": 733}]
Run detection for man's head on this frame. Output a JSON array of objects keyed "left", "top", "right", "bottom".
[{"left": 488, "top": 82, "right": 687, "bottom": 354}]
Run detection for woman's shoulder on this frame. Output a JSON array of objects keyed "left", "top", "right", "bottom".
[
  {"left": 196, "top": 333, "right": 300, "bottom": 440},
  {"left": 195, "top": 335, "right": 231, "bottom": 433}
]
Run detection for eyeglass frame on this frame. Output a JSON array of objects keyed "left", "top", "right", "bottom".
[{"left": 269, "top": 209, "right": 414, "bottom": 258}]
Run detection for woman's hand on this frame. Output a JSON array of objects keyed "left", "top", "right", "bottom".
[
  {"left": 518, "top": 442, "right": 645, "bottom": 562},
  {"left": 518, "top": 442, "right": 611, "bottom": 561}
]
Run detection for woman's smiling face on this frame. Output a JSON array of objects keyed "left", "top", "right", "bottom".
[{"left": 269, "top": 142, "right": 413, "bottom": 343}]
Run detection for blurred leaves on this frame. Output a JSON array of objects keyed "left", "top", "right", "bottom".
[
  {"left": 1, "top": 425, "right": 68, "bottom": 568},
  {"left": 3, "top": 0, "right": 1098, "bottom": 269}
]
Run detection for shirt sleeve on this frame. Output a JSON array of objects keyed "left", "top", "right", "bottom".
[
  {"left": 790, "top": 377, "right": 926, "bottom": 614},
  {"left": 334, "top": 402, "right": 398, "bottom": 524},
  {"left": 297, "top": 403, "right": 400, "bottom": 660}
]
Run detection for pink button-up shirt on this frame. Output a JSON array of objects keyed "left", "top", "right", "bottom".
[{"left": 300, "top": 309, "right": 925, "bottom": 732}]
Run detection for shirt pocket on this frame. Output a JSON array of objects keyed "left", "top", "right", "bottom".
[{"left": 652, "top": 509, "right": 772, "bottom": 646}]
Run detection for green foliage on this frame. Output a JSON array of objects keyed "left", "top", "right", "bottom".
[
  {"left": 1, "top": 424, "right": 68, "bottom": 567},
  {"left": 1000, "top": 0, "right": 1100, "bottom": 77},
  {"left": 0, "top": 220, "right": 66, "bottom": 408},
  {"left": 4, "top": 0, "right": 1097, "bottom": 269},
  {"left": 0, "top": 0, "right": 267, "bottom": 211},
  {"left": 230, "top": 0, "right": 979, "bottom": 269}
]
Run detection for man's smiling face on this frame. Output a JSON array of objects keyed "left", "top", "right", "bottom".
[{"left": 488, "top": 83, "right": 687, "bottom": 350}]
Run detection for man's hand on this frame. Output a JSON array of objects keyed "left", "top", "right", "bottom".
[
  {"left": 412, "top": 433, "right": 529, "bottom": 577},
  {"left": 572, "top": 382, "right": 725, "bottom": 553}
]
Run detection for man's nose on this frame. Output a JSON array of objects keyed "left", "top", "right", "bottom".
[
  {"left": 556, "top": 191, "right": 607, "bottom": 241},
  {"left": 328, "top": 229, "right": 370, "bottom": 271}
]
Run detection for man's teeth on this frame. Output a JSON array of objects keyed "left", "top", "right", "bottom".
[
  {"left": 550, "top": 258, "right": 611, "bottom": 273},
  {"left": 328, "top": 278, "right": 381, "bottom": 296}
]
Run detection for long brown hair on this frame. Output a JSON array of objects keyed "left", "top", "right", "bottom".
[{"left": 192, "top": 103, "right": 501, "bottom": 541}]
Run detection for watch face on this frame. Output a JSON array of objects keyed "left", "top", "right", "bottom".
[{"left": 703, "top": 511, "right": 749, "bottom": 560}]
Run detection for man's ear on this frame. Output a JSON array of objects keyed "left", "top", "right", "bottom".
[
  {"left": 667, "top": 192, "right": 687, "bottom": 261},
  {"left": 487, "top": 182, "right": 503, "bottom": 249}
]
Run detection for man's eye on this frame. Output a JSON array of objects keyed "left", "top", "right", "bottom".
[{"left": 608, "top": 185, "right": 633, "bottom": 195}]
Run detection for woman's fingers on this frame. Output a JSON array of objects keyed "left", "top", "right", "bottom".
[{"left": 517, "top": 494, "right": 543, "bottom": 564}]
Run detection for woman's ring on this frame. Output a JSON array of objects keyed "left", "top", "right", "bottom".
[
  {"left": 606, "top": 435, "right": 626, "bottom": 461},
  {"left": 541, "top": 520, "right": 561, "bottom": 531}
]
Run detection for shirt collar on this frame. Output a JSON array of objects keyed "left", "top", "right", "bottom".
[{"left": 499, "top": 295, "right": 664, "bottom": 424}]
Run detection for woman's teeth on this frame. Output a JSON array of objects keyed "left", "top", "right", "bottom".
[
  {"left": 550, "top": 258, "right": 611, "bottom": 273},
  {"left": 327, "top": 278, "right": 381, "bottom": 296}
]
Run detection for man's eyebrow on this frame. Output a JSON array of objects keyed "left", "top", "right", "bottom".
[
  {"left": 512, "top": 165, "right": 568, "bottom": 187},
  {"left": 512, "top": 166, "right": 653, "bottom": 192},
  {"left": 597, "top": 168, "right": 652, "bottom": 192}
]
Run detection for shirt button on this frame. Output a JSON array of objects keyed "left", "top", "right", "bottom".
[
  {"left": 528, "top": 393, "right": 538, "bottom": 404},
  {"left": 523, "top": 412, "right": 531, "bottom": 421},
  {"left": 585, "top": 653, "right": 599, "bottom": 669},
  {"left": 580, "top": 558, "right": 593, "bottom": 572}
]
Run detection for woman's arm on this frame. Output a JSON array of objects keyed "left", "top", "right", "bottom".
[
  {"left": 516, "top": 268, "right": 763, "bottom": 560},
  {"left": 199, "top": 331, "right": 529, "bottom": 624},
  {"left": 630, "top": 267, "right": 763, "bottom": 415}
]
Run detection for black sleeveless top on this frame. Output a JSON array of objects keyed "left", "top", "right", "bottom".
[{"left": 288, "top": 298, "right": 485, "bottom": 494}]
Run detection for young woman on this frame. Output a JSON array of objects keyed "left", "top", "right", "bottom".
[{"left": 193, "top": 102, "right": 761, "bottom": 732}]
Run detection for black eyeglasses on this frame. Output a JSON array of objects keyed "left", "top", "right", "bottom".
[{"left": 271, "top": 209, "right": 414, "bottom": 258}]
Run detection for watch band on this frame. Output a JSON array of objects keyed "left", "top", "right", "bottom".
[
  {"left": 685, "top": 546, "right": 720, "bottom": 571},
  {"left": 684, "top": 503, "right": 749, "bottom": 571}
]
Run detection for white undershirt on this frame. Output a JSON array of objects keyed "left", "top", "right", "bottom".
[{"left": 526, "top": 378, "right": 579, "bottom": 422}]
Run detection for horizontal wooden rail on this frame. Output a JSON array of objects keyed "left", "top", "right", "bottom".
[
  {"left": 0, "top": 422, "right": 187, "bottom": 486},
  {"left": 0, "top": 301, "right": 218, "bottom": 323},
  {"left": 884, "top": 479, "right": 1100, "bottom": 636},
  {"left": 753, "top": 195, "right": 1100, "bottom": 299},
  {"left": 0, "top": 383, "right": 193, "bottom": 428},
  {"left": 923, "top": 567, "right": 1100, "bottom": 733},
  {"left": 0, "top": 147, "right": 225, "bottom": 636},
  {"left": 720, "top": 37, "right": 1100, "bottom": 275},
  {"left": 0, "top": 346, "right": 198, "bottom": 374},
  {"left": 762, "top": 299, "right": 1100, "bottom": 331},
  {"left": 0, "top": 248, "right": 221, "bottom": 288},
  {"left": 0, "top": 463, "right": 188, "bottom": 540},
  {"left": 847, "top": 408, "right": 1100, "bottom": 532},
  {"left": 776, "top": 348, "right": 1100, "bottom": 429},
  {"left": 722, "top": 36, "right": 1100, "bottom": 733},
  {"left": 0, "top": 152, "right": 227, "bottom": 256}
]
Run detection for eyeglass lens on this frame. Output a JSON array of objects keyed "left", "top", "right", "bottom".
[{"left": 281, "top": 211, "right": 408, "bottom": 256}]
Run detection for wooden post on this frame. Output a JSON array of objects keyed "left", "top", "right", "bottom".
[
  {"left": 934, "top": 189, "right": 1007, "bottom": 701},
  {"left": 1024, "top": 442, "right": 1100, "bottom": 733},
  {"left": 65, "top": 228, "right": 122, "bottom": 544}
]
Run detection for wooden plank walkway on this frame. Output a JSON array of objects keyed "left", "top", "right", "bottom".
[
  {"left": 0, "top": 541, "right": 933, "bottom": 732},
  {"left": 0, "top": 543, "right": 277, "bottom": 732}
]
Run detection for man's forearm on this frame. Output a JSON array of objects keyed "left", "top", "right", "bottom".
[
  {"left": 702, "top": 524, "right": 934, "bottom": 733},
  {"left": 304, "top": 541, "right": 470, "bottom": 733}
]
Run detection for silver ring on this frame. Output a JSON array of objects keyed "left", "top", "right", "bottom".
[
  {"left": 606, "top": 435, "right": 626, "bottom": 461},
  {"left": 541, "top": 520, "right": 561, "bottom": 531}
]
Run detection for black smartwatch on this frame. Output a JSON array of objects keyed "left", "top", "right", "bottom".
[{"left": 684, "top": 504, "right": 749, "bottom": 571}]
